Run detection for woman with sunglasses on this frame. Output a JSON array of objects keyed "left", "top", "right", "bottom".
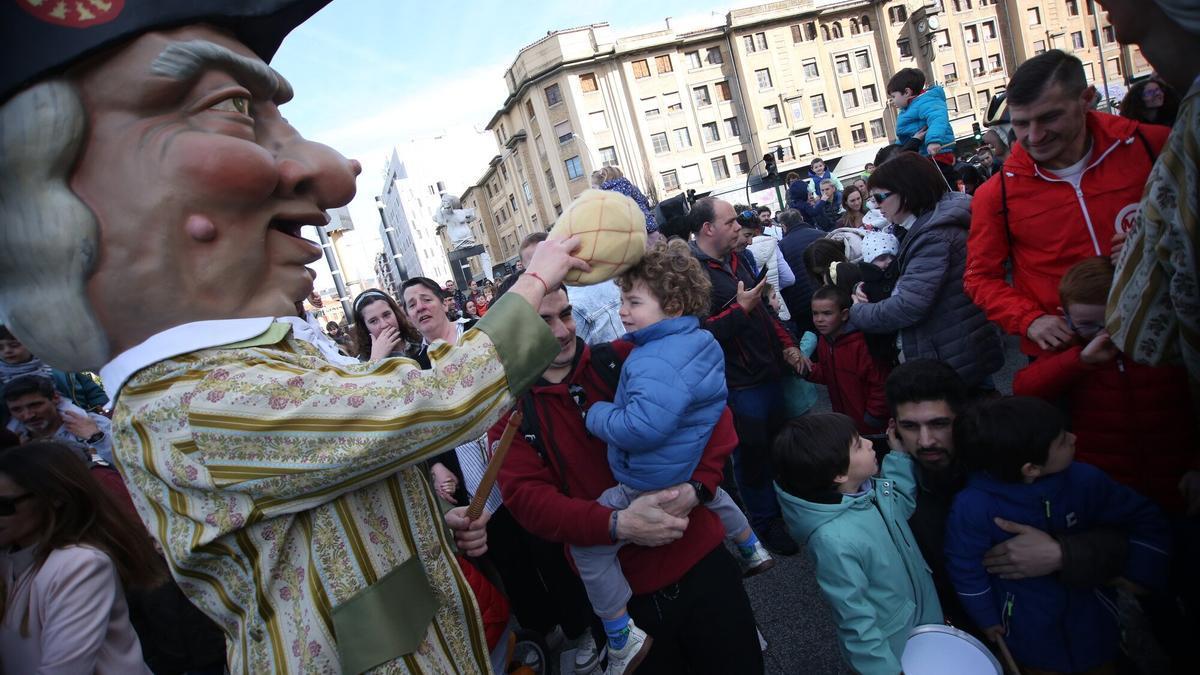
[
  {"left": 850, "top": 152, "right": 1004, "bottom": 391},
  {"left": 350, "top": 288, "right": 425, "bottom": 365},
  {"left": 1, "top": 441, "right": 164, "bottom": 673}
]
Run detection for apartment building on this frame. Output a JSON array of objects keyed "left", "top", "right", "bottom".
[
  {"left": 378, "top": 149, "right": 454, "bottom": 285},
  {"left": 460, "top": 0, "right": 1145, "bottom": 269}
]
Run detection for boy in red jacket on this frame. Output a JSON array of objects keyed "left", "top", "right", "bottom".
[
  {"left": 807, "top": 286, "right": 890, "bottom": 434},
  {"left": 1012, "top": 256, "right": 1199, "bottom": 515}
]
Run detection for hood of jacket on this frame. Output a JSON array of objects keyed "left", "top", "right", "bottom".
[
  {"left": 898, "top": 191, "right": 972, "bottom": 259},
  {"left": 774, "top": 482, "right": 875, "bottom": 544},
  {"left": 964, "top": 466, "right": 1070, "bottom": 505},
  {"left": 1002, "top": 111, "right": 1147, "bottom": 177}
]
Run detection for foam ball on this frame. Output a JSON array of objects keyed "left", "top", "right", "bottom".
[{"left": 548, "top": 189, "right": 647, "bottom": 286}]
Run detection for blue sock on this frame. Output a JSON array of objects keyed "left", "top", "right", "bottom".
[
  {"left": 602, "top": 614, "right": 631, "bottom": 649},
  {"left": 737, "top": 530, "right": 760, "bottom": 554}
]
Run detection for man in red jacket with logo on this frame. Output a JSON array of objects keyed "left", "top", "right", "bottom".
[
  {"left": 965, "top": 50, "right": 1169, "bottom": 357},
  {"left": 494, "top": 280, "right": 763, "bottom": 674}
]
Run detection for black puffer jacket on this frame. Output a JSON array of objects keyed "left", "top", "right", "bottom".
[{"left": 849, "top": 192, "right": 1003, "bottom": 386}]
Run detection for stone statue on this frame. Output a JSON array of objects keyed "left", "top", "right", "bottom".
[{"left": 433, "top": 193, "right": 479, "bottom": 250}]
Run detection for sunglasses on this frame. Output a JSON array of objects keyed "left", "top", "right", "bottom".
[
  {"left": 0, "top": 493, "right": 33, "bottom": 516},
  {"left": 869, "top": 190, "right": 894, "bottom": 204}
]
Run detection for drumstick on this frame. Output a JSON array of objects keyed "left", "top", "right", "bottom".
[
  {"left": 994, "top": 635, "right": 1021, "bottom": 675},
  {"left": 465, "top": 409, "right": 524, "bottom": 521}
]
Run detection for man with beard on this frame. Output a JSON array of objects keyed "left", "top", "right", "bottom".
[
  {"left": 886, "top": 360, "right": 1129, "bottom": 632},
  {"left": 4, "top": 375, "right": 112, "bottom": 463}
]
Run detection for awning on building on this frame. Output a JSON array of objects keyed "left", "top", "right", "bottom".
[{"left": 830, "top": 142, "right": 890, "bottom": 180}]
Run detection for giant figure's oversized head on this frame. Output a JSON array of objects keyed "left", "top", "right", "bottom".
[{"left": 0, "top": 0, "right": 360, "bottom": 370}]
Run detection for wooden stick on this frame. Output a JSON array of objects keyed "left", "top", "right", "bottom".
[
  {"left": 465, "top": 409, "right": 524, "bottom": 521},
  {"left": 994, "top": 634, "right": 1021, "bottom": 675}
]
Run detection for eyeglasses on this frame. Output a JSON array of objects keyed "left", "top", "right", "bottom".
[
  {"left": 0, "top": 493, "right": 33, "bottom": 516},
  {"left": 1064, "top": 313, "right": 1105, "bottom": 338}
]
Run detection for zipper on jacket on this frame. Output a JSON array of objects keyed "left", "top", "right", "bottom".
[
  {"left": 1002, "top": 592, "right": 1014, "bottom": 636},
  {"left": 1032, "top": 138, "right": 1123, "bottom": 257}
]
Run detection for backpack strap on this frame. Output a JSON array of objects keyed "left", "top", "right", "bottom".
[
  {"left": 1134, "top": 128, "right": 1158, "bottom": 163},
  {"left": 999, "top": 169, "right": 1013, "bottom": 250}
]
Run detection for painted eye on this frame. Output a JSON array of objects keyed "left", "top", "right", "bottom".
[{"left": 211, "top": 96, "right": 251, "bottom": 115}]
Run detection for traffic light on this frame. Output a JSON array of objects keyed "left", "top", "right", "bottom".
[
  {"left": 763, "top": 153, "right": 777, "bottom": 178},
  {"left": 775, "top": 146, "right": 785, "bottom": 160},
  {"left": 972, "top": 122, "right": 983, "bottom": 142}
]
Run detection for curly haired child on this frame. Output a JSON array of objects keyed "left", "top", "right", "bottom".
[{"left": 576, "top": 239, "right": 774, "bottom": 673}]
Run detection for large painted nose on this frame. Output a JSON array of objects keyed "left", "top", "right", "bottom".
[{"left": 274, "top": 135, "right": 361, "bottom": 209}]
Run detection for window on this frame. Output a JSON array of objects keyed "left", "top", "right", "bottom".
[
  {"left": 811, "top": 94, "right": 828, "bottom": 116},
  {"left": 983, "top": 21, "right": 997, "bottom": 39},
  {"left": 836, "top": 54, "right": 852, "bottom": 75},
  {"left": 686, "top": 50, "right": 702, "bottom": 69},
  {"left": 535, "top": 134, "right": 546, "bottom": 158},
  {"left": 832, "top": 22, "right": 844, "bottom": 39},
  {"left": 1027, "top": 7, "right": 1041, "bottom": 26},
  {"left": 655, "top": 54, "right": 673, "bottom": 74},
  {"left": 1110, "top": 57, "right": 1123, "bottom": 76},
  {"left": 702, "top": 121, "right": 720, "bottom": 142},
  {"left": 674, "top": 126, "right": 692, "bottom": 149},
  {"left": 1033, "top": 39, "right": 1047, "bottom": 54},
  {"left": 851, "top": 18, "right": 861, "bottom": 35},
  {"left": 544, "top": 167, "right": 555, "bottom": 190},
  {"left": 946, "top": 96, "right": 959, "bottom": 114},
  {"left": 553, "top": 203, "right": 563, "bottom": 216},
  {"left": 842, "top": 88, "right": 860, "bottom": 110},
  {"left": 957, "top": 93, "right": 972, "bottom": 111},
  {"left": 665, "top": 92, "right": 682, "bottom": 113},
  {"left": 724, "top": 116, "right": 741, "bottom": 138},
  {"left": 500, "top": 163, "right": 509, "bottom": 181},
  {"left": 599, "top": 146, "right": 618, "bottom": 167},
  {"left": 791, "top": 24, "right": 804, "bottom": 43},
  {"left": 869, "top": 118, "right": 886, "bottom": 139},
  {"left": 744, "top": 32, "right": 767, "bottom": 52},
  {"left": 711, "top": 156, "right": 730, "bottom": 180},
  {"left": 509, "top": 193, "right": 518, "bottom": 212},
  {"left": 943, "top": 62, "right": 958, "bottom": 82},
  {"left": 794, "top": 133, "right": 813, "bottom": 157},
  {"left": 789, "top": 99, "right": 805, "bottom": 124},
  {"left": 1067, "top": 0, "right": 1079, "bottom": 16},
  {"left": 706, "top": 48, "right": 723, "bottom": 65},
  {"left": 863, "top": 84, "right": 879, "bottom": 104},
  {"left": 733, "top": 151, "right": 749, "bottom": 175},
  {"left": 851, "top": 123, "right": 867, "bottom": 145},
  {"left": 1071, "top": 31, "right": 1085, "bottom": 49},
  {"left": 565, "top": 156, "right": 584, "bottom": 181},
  {"left": 861, "top": 16, "right": 872, "bottom": 32},
  {"left": 681, "top": 164, "right": 702, "bottom": 185},
  {"left": 1084, "top": 62, "right": 1096, "bottom": 81},
  {"left": 661, "top": 170, "right": 680, "bottom": 191},
  {"left": 764, "top": 105, "right": 782, "bottom": 126},
  {"left": 1090, "top": 29, "right": 1100, "bottom": 47},
  {"left": 716, "top": 80, "right": 732, "bottom": 101},
  {"left": 645, "top": 106, "right": 661, "bottom": 118},
  {"left": 554, "top": 120, "right": 573, "bottom": 143},
  {"left": 898, "top": 38, "right": 913, "bottom": 59},
  {"left": 756, "top": 68, "right": 773, "bottom": 90},
  {"left": 632, "top": 59, "right": 650, "bottom": 79},
  {"left": 589, "top": 110, "right": 608, "bottom": 130},
  {"left": 971, "top": 57, "right": 985, "bottom": 76},
  {"left": 806, "top": 22, "right": 818, "bottom": 40},
  {"left": 651, "top": 132, "right": 670, "bottom": 154},
  {"left": 889, "top": 6, "right": 908, "bottom": 24},
  {"left": 693, "top": 85, "right": 712, "bottom": 107},
  {"left": 523, "top": 181, "right": 534, "bottom": 203},
  {"left": 965, "top": 25, "right": 979, "bottom": 43},
  {"left": 988, "top": 54, "right": 1002, "bottom": 71},
  {"left": 525, "top": 100, "right": 536, "bottom": 119},
  {"left": 814, "top": 128, "right": 841, "bottom": 152},
  {"left": 855, "top": 50, "right": 871, "bottom": 70},
  {"left": 821, "top": 24, "right": 831, "bottom": 41},
  {"left": 545, "top": 83, "right": 563, "bottom": 107},
  {"left": 803, "top": 59, "right": 820, "bottom": 79},
  {"left": 976, "top": 90, "right": 990, "bottom": 108},
  {"left": 935, "top": 29, "right": 951, "bottom": 50},
  {"left": 580, "top": 72, "right": 598, "bottom": 93},
  {"left": 1103, "top": 25, "right": 1115, "bottom": 43}
]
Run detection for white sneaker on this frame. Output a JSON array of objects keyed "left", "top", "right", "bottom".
[
  {"left": 738, "top": 541, "right": 776, "bottom": 577},
  {"left": 569, "top": 631, "right": 603, "bottom": 674},
  {"left": 605, "top": 620, "right": 651, "bottom": 675}
]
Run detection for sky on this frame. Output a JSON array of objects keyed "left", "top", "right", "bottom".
[{"left": 271, "top": 0, "right": 756, "bottom": 288}]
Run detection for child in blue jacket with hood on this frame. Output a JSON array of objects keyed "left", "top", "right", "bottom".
[
  {"left": 887, "top": 68, "right": 955, "bottom": 158},
  {"left": 578, "top": 239, "right": 773, "bottom": 673},
  {"left": 774, "top": 413, "right": 942, "bottom": 673},
  {"left": 946, "top": 397, "right": 1170, "bottom": 673}
]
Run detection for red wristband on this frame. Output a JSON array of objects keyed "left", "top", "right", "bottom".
[{"left": 527, "top": 271, "right": 550, "bottom": 294}]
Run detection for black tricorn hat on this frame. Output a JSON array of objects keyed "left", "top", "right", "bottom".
[{"left": 0, "top": 0, "right": 331, "bottom": 103}]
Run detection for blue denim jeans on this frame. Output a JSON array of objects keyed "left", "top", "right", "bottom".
[{"left": 726, "top": 379, "right": 785, "bottom": 532}]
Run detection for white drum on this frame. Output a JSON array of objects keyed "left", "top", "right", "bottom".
[{"left": 901, "top": 624, "right": 1003, "bottom": 675}]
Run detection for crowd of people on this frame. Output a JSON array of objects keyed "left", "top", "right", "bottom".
[{"left": 2, "top": 0, "right": 1198, "bottom": 673}]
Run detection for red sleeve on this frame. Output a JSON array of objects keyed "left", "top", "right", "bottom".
[
  {"left": 91, "top": 466, "right": 140, "bottom": 524},
  {"left": 772, "top": 314, "right": 796, "bottom": 350},
  {"left": 689, "top": 407, "right": 737, "bottom": 495},
  {"left": 494, "top": 411, "right": 614, "bottom": 547},
  {"left": 1136, "top": 121, "right": 1171, "bottom": 154},
  {"left": 964, "top": 180, "right": 1046, "bottom": 338},
  {"left": 864, "top": 356, "right": 890, "bottom": 424},
  {"left": 1011, "top": 345, "right": 1095, "bottom": 400},
  {"left": 704, "top": 304, "right": 751, "bottom": 341}
]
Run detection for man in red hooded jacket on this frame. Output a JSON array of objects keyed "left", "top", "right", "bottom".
[{"left": 965, "top": 50, "right": 1169, "bottom": 357}]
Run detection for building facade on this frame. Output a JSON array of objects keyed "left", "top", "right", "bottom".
[
  {"left": 458, "top": 0, "right": 1146, "bottom": 257},
  {"left": 378, "top": 149, "right": 454, "bottom": 288}
]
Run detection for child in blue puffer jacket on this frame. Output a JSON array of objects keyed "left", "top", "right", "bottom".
[
  {"left": 578, "top": 239, "right": 773, "bottom": 673},
  {"left": 887, "top": 68, "right": 955, "bottom": 158},
  {"left": 946, "top": 397, "right": 1170, "bottom": 674}
]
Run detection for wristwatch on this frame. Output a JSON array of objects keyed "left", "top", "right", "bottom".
[
  {"left": 85, "top": 431, "right": 105, "bottom": 444},
  {"left": 687, "top": 479, "right": 713, "bottom": 504}
]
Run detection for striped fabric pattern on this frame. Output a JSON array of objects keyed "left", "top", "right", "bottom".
[
  {"left": 455, "top": 437, "right": 504, "bottom": 515},
  {"left": 111, "top": 328, "right": 517, "bottom": 674}
]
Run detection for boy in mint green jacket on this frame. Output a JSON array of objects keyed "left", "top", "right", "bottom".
[{"left": 774, "top": 413, "right": 942, "bottom": 673}]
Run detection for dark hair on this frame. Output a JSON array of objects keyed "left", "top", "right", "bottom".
[
  {"left": 401, "top": 277, "right": 446, "bottom": 301},
  {"left": 659, "top": 215, "right": 696, "bottom": 240},
  {"left": 873, "top": 143, "right": 904, "bottom": 167},
  {"left": 688, "top": 196, "right": 720, "bottom": 234},
  {"left": 785, "top": 171, "right": 801, "bottom": 183},
  {"left": 886, "top": 67, "right": 926, "bottom": 96},
  {"left": 520, "top": 231, "right": 549, "bottom": 253},
  {"left": 0, "top": 325, "right": 14, "bottom": 341},
  {"left": 0, "top": 443, "right": 166, "bottom": 605},
  {"left": 868, "top": 152, "right": 948, "bottom": 215},
  {"left": 1119, "top": 77, "right": 1180, "bottom": 126},
  {"left": 349, "top": 289, "right": 420, "bottom": 360},
  {"left": 4, "top": 374, "right": 55, "bottom": 402},
  {"left": 735, "top": 204, "right": 760, "bottom": 228},
  {"left": 494, "top": 272, "right": 567, "bottom": 302},
  {"left": 756, "top": 205, "right": 771, "bottom": 215},
  {"left": 1006, "top": 49, "right": 1087, "bottom": 107},
  {"left": 803, "top": 238, "right": 847, "bottom": 287},
  {"left": 1059, "top": 256, "right": 1114, "bottom": 307},
  {"left": 773, "top": 414, "right": 859, "bottom": 498},
  {"left": 956, "top": 397, "right": 1065, "bottom": 482},
  {"left": 957, "top": 163, "right": 985, "bottom": 195},
  {"left": 777, "top": 208, "right": 807, "bottom": 232},
  {"left": 826, "top": 262, "right": 862, "bottom": 300},
  {"left": 810, "top": 157, "right": 825, "bottom": 167},
  {"left": 812, "top": 285, "right": 851, "bottom": 311},
  {"left": 885, "top": 359, "right": 968, "bottom": 416}
]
